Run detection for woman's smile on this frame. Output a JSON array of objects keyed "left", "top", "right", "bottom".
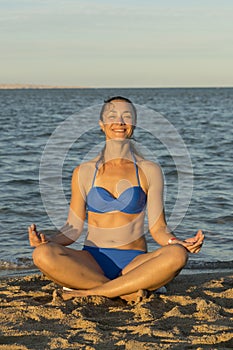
[
  {"left": 112, "top": 126, "right": 128, "bottom": 135},
  {"left": 99, "top": 100, "right": 136, "bottom": 140}
]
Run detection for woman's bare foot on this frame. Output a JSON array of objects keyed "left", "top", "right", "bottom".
[
  {"left": 120, "top": 289, "right": 149, "bottom": 303},
  {"left": 62, "top": 287, "right": 148, "bottom": 303},
  {"left": 62, "top": 287, "right": 88, "bottom": 301}
]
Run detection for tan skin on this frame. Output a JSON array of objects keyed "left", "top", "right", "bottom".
[{"left": 29, "top": 99, "right": 204, "bottom": 301}]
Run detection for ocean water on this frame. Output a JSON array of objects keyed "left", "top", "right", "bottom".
[{"left": 0, "top": 87, "right": 232, "bottom": 277}]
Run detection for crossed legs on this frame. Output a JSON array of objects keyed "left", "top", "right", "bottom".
[{"left": 32, "top": 242, "right": 188, "bottom": 301}]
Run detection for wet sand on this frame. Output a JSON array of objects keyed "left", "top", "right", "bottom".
[{"left": 0, "top": 272, "right": 232, "bottom": 349}]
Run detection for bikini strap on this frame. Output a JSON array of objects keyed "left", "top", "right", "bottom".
[
  {"left": 91, "top": 159, "right": 101, "bottom": 187},
  {"left": 131, "top": 151, "right": 140, "bottom": 186}
]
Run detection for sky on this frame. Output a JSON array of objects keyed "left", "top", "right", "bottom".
[{"left": 0, "top": 0, "right": 233, "bottom": 87}]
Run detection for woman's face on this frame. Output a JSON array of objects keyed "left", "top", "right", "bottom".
[{"left": 99, "top": 100, "right": 136, "bottom": 140}]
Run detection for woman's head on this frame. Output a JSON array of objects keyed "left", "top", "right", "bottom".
[{"left": 99, "top": 96, "right": 137, "bottom": 140}]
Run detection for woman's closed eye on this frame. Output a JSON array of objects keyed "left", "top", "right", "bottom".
[
  {"left": 105, "top": 113, "right": 133, "bottom": 125},
  {"left": 122, "top": 114, "right": 133, "bottom": 123},
  {"left": 108, "top": 115, "right": 117, "bottom": 120}
]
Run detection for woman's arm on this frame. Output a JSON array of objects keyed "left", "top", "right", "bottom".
[
  {"left": 29, "top": 165, "right": 86, "bottom": 247},
  {"left": 145, "top": 161, "right": 204, "bottom": 253},
  {"left": 145, "top": 161, "right": 174, "bottom": 244}
]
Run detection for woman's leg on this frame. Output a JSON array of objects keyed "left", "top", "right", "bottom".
[
  {"left": 32, "top": 242, "right": 109, "bottom": 289},
  {"left": 62, "top": 245, "right": 188, "bottom": 299}
]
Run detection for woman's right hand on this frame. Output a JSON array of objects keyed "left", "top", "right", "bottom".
[{"left": 28, "top": 224, "right": 48, "bottom": 247}]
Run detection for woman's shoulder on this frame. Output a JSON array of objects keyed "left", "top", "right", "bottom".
[
  {"left": 138, "top": 162, "right": 163, "bottom": 196},
  {"left": 71, "top": 158, "right": 99, "bottom": 192},
  {"left": 73, "top": 156, "right": 99, "bottom": 173},
  {"left": 137, "top": 158, "right": 162, "bottom": 173},
  {"left": 137, "top": 159, "right": 163, "bottom": 187}
]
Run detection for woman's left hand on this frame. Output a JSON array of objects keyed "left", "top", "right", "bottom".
[
  {"left": 28, "top": 224, "right": 48, "bottom": 247},
  {"left": 171, "top": 230, "right": 205, "bottom": 254}
]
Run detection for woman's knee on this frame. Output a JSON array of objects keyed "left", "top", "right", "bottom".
[
  {"left": 169, "top": 245, "right": 188, "bottom": 270},
  {"left": 32, "top": 242, "right": 57, "bottom": 269}
]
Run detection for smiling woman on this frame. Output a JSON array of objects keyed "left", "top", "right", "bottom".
[
  {"left": 28, "top": 96, "right": 204, "bottom": 302},
  {"left": 99, "top": 96, "right": 136, "bottom": 139}
]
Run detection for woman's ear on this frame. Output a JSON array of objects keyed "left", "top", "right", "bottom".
[{"left": 99, "top": 120, "right": 105, "bottom": 133}]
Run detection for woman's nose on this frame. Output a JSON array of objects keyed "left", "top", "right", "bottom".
[{"left": 115, "top": 115, "right": 125, "bottom": 124}]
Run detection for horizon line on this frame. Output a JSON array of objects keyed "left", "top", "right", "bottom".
[{"left": 0, "top": 83, "right": 233, "bottom": 90}]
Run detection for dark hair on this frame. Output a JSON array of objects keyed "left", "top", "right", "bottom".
[{"left": 100, "top": 96, "right": 137, "bottom": 124}]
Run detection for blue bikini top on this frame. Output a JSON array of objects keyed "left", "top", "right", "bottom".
[{"left": 86, "top": 154, "right": 147, "bottom": 214}]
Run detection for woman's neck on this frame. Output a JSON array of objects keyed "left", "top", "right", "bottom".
[{"left": 103, "top": 139, "right": 133, "bottom": 164}]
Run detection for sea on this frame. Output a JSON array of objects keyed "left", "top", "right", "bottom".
[{"left": 0, "top": 87, "right": 232, "bottom": 278}]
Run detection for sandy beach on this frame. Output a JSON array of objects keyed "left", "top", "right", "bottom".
[{"left": 0, "top": 271, "right": 232, "bottom": 349}]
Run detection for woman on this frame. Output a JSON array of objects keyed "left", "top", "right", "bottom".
[{"left": 29, "top": 96, "right": 204, "bottom": 302}]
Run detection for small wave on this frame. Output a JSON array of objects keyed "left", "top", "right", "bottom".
[
  {"left": 8, "top": 178, "right": 38, "bottom": 185},
  {"left": 0, "top": 258, "right": 34, "bottom": 270},
  {"left": 186, "top": 260, "right": 233, "bottom": 270},
  {"left": 207, "top": 215, "right": 233, "bottom": 224}
]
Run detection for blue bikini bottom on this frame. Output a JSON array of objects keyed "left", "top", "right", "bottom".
[{"left": 83, "top": 245, "right": 146, "bottom": 280}]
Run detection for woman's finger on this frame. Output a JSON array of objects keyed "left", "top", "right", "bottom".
[{"left": 190, "top": 242, "right": 203, "bottom": 253}]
